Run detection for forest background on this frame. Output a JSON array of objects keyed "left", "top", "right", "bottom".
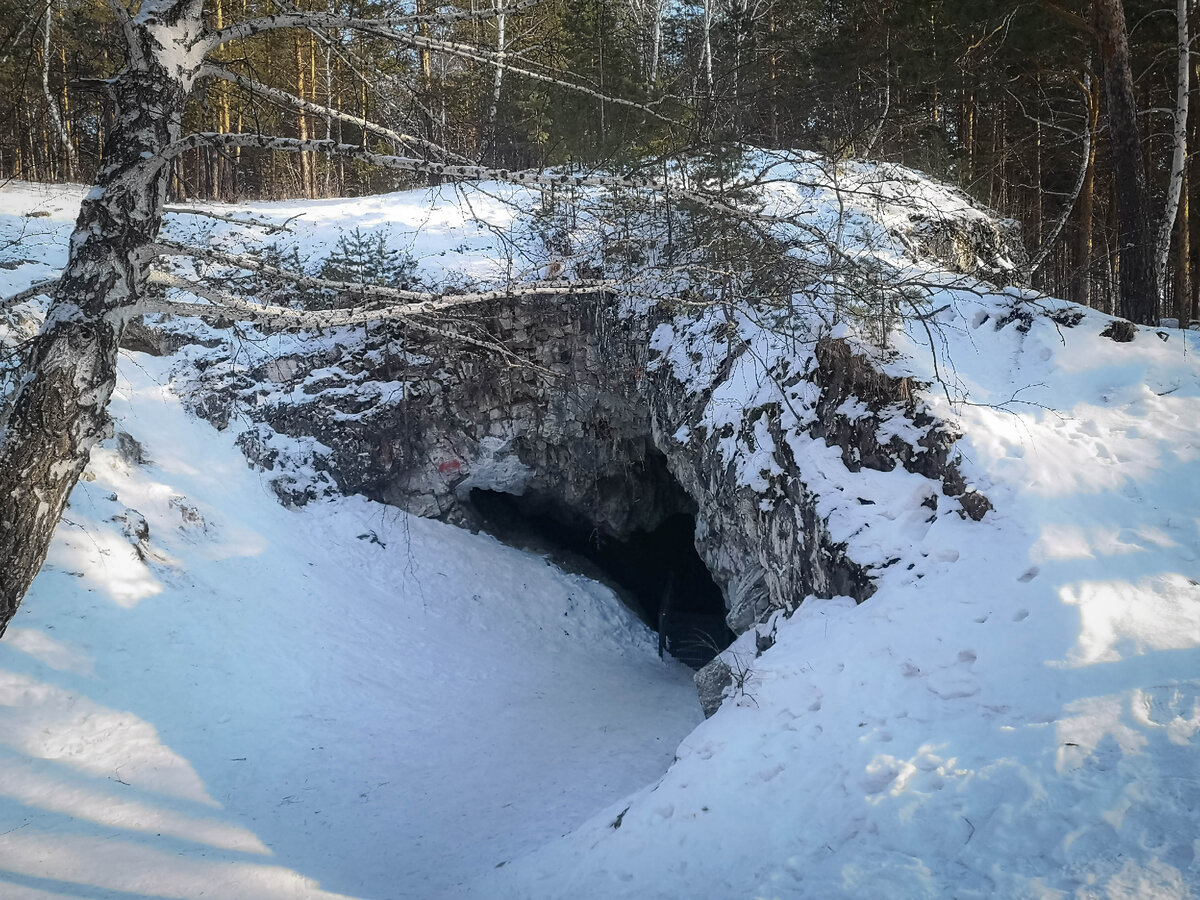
[{"left": 1, "top": 0, "right": 1195, "bottom": 323}]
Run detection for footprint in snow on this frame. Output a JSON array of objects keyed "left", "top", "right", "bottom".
[
  {"left": 926, "top": 673, "right": 980, "bottom": 700},
  {"left": 1017, "top": 566, "right": 1039, "bottom": 583},
  {"left": 862, "top": 766, "right": 898, "bottom": 795},
  {"left": 1013, "top": 608, "right": 1030, "bottom": 622}
]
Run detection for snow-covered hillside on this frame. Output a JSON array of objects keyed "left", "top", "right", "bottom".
[
  {"left": 0, "top": 188, "right": 701, "bottom": 899},
  {"left": 2, "top": 160, "right": 1200, "bottom": 900},
  {"left": 474, "top": 296, "right": 1200, "bottom": 898}
]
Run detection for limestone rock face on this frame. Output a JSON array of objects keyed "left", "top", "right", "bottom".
[
  {"left": 907, "top": 212, "right": 1029, "bottom": 288},
  {"left": 173, "top": 159, "right": 1020, "bottom": 719},
  {"left": 694, "top": 656, "right": 733, "bottom": 719},
  {"left": 182, "top": 290, "right": 987, "bottom": 638}
]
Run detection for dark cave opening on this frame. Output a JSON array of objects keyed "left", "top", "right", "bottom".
[{"left": 468, "top": 488, "right": 735, "bottom": 669}]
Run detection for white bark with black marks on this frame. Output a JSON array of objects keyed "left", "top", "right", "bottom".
[
  {"left": 0, "top": 0, "right": 204, "bottom": 635},
  {"left": 1156, "top": 0, "right": 1191, "bottom": 298},
  {"left": 0, "top": 0, "right": 765, "bottom": 636}
]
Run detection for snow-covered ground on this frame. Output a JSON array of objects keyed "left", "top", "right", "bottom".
[
  {"left": 0, "top": 187, "right": 701, "bottom": 900},
  {"left": 0, "top": 353, "right": 701, "bottom": 900},
  {"left": 2, "top": 165, "right": 1200, "bottom": 899},
  {"left": 474, "top": 299, "right": 1200, "bottom": 899}
]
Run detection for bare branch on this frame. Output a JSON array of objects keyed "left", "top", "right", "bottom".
[
  {"left": 1031, "top": 71, "right": 1095, "bottom": 274},
  {"left": 1037, "top": 0, "right": 1098, "bottom": 39},
  {"left": 149, "top": 239, "right": 619, "bottom": 308},
  {"left": 140, "top": 281, "right": 544, "bottom": 367},
  {"left": 198, "top": 6, "right": 677, "bottom": 124},
  {"left": 199, "top": 64, "right": 473, "bottom": 164},
  {"left": 163, "top": 205, "right": 299, "bottom": 232},
  {"left": 400, "top": 317, "right": 556, "bottom": 373},
  {"left": 1156, "top": 0, "right": 1191, "bottom": 296},
  {"left": 1, "top": 278, "right": 59, "bottom": 311},
  {"left": 153, "top": 134, "right": 787, "bottom": 227},
  {"left": 104, "top": 0, "right": 142, "bottom": 67},
  {"left": 199, "top": 0, "right": 547, "bottom": 54}
]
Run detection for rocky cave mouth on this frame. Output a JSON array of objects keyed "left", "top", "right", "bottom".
[{"left": 468, "top": 488, "right": 734, "bottom": 669}]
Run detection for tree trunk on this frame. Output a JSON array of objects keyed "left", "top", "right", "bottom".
[
  {"left": 701, "top": 0, "right": 714, "bottom": 99},
  {"left": 649, "top": 0, "right": 662, "bottom": 86},
  {"left": 295, "top": 33, "right": 313, "bottom": 198},
  {"left": 1073, "top": 70, "right": 1099, "bottom": 308},
  {"left": 1093, "top": 0, "right": 1159, "bottom": 324},
  {"left": 485, "top": 0, "right": 506, "bottom": 159},
  {"left": 0, "top": 0, "right": 201, "bottom": 636},
  {"left": 1156, "top": 0, "right": 1191, "bottom": 297},
  {"left": 1174, "top": 168, "right": 1190, "bottom": 324},
  {"left": 41, "top": 0, "right": 76, "bottom": 180}
]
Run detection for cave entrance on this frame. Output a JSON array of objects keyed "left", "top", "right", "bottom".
[{"left": 468, "top": 489, "right": 734, "bottom": 669}]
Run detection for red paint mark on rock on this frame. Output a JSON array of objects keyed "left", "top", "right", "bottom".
[{"left": 437, "top": 459, "right": 463, "bottom": 475}]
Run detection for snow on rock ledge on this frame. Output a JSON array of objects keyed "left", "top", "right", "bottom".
[{"left": 169, "top": 154, "right": 1014, "bottom": 673}]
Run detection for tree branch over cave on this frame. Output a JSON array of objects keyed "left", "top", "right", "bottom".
[
  {"left": 0, "top": 0, "right": 728, "bottom": 633},
  {"left": 0, "top": 0, "right": 1020, "bottom": 638}
]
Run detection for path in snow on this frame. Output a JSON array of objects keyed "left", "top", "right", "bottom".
[{"left": 0, "top": 353, "right": 702, "bottom": 900}]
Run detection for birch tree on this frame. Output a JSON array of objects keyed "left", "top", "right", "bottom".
[
  {"left": 0, "top": 0, "right": 750, "bottom": 635},
  {"left": 1155, "top": 0, "right": 1191, "bottom": 300},
  {"left": 41, "top": 0, "right": 76, "bottom": 180},
  {"left": 622, "top": 0, "right": 668, "bottom": 85}
]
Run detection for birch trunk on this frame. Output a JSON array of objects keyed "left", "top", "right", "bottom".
[
  {"left": 1155, "top": 0, "right": 1190, "bottom": 299},
  {"left": 485, "top": 0, "right": 505, "bottom": 156},
  {"left": 701, "top": 0, "right": 714, "bottom": 98},
  {"left": 0, "top": 0, "right": 202, "bottom": 635},
  {"left": 41, "top": 0, "right": 76, "bottom": 179},
  {"left": 649, "top": 3, "right": 662, "bottom": 85},
  {"left": 1073, "top": 86, "right": 1098, "bottom": 308}
]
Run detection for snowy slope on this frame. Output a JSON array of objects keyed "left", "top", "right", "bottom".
[
  {"left": 461, "top": 209, "right": 1200, "bottom": 896},
  {"left": 3, "top": 163, "right": 1200, "bottom": 900},
  {"left": 0, "top": 184, "right": 701, "bottom": 899}
]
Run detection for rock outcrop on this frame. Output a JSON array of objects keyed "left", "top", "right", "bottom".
[{"left": 168, "top": 156, "right": 1024, "bottom": 713}]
